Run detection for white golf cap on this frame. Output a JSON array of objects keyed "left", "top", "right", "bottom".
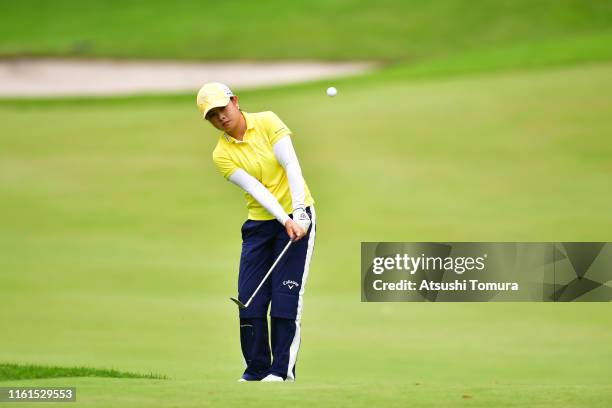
[{"left": 196, "top": 82, "right": 234, "bottom": 119}]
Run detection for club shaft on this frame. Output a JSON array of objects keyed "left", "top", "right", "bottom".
[{"left": 244, "top": 240, "right": 293, "bottom": 307}]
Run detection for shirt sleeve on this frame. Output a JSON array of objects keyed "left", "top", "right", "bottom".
[
  {"left": 273, "top": 135, "right": 306, "bottom": 211},
  {"left": 212, "top": 147, "right": 238, "bottom": 180},
  {"left": 228, "top": 168, "right": 290, "bottom": 225},
  {"left": 265, "top": 111, "right": 292, "bottom": 145}
]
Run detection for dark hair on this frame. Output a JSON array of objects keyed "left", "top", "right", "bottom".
[{"left": 230, "top": 96, "right": 241, "bottom": 111}]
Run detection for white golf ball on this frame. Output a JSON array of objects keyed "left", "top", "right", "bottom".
[{"left": 326, "top": 87, "right": 337, "bottom": 97}]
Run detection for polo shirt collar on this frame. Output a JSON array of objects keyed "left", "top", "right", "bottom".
[{"left": 223, "top": 112, "right": 254, "bottom": 143}]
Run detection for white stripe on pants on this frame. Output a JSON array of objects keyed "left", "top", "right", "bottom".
[{"left": 286, "top": 206, "right": 316, "bottom": 381}]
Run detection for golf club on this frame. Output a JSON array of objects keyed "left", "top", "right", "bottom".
[{"left": 230, "top": 240, "right": 293, "bottom": 309}]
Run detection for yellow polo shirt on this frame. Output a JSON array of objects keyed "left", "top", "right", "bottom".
[{"left": 212, "top": 111, "right": 314, "bottom": 220}]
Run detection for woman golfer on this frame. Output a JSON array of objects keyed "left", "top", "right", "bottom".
[{"left": 197, "top": 82, "right": 316, "bottom": 382}]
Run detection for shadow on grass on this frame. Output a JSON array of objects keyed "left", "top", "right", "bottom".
[{"left": 0, "top": 363, "right": 167, "bottom": 381}]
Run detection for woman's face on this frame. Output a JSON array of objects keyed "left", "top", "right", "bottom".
[{"left": 205, "top": 97, "right": 242, "bottom": 133}]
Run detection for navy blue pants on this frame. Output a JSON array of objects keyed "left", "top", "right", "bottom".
[{"left": 238, "top": 206, "right": 316, "bottom": 381}]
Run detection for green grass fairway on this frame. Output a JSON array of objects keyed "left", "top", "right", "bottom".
[
  {"left": 1, "top": 1, "right": 612, "bottom": 68},
  {"left": 0, "top": 363, "right": 165, "bottom": 381},
  {"left": 1, "top": 61, "right": 611, "bottom": 406}
]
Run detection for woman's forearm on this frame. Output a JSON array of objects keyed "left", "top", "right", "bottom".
[
  {"left": 273, "top": 136, "right": 306, "bottom": 211},
  {"left": 228, "top": 168, "right": 290, "bottom": 225}
]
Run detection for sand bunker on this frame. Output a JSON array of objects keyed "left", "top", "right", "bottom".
[{"left": 0, "top": 58, "right": 375, "bottom": 97}]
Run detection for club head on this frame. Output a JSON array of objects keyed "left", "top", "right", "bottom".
[{"left": 230, "top": 297, "right": 247, "bottom": 309}]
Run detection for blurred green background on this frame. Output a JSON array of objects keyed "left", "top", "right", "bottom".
[{"left": 1, "top": 1, "right": 611, "bottom": 407}]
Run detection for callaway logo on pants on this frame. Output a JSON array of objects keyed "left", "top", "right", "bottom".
[{"left": 238, "top": 206, "right": 316, "bottom": 381}]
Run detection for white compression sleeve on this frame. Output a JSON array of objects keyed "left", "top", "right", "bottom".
[
  {"left": 273, "top": 135, "right": 306, "bottom": 211},
  {"left": 228, "top": 168, "right": 290, "bottom": 225}
]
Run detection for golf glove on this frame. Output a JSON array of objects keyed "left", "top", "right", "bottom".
[{"left": 293, "top": 207, "right": 311, "bottom": 233}]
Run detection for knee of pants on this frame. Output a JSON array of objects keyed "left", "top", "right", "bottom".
[
  {"left": 270, "top": 292, "right": 299, "bottom": 320},
  {"left": 238, "top": 287, "right": 271, "bottom": 319},
  {"left": 239, "top": 302, "right": 269, "bottom": 319}
]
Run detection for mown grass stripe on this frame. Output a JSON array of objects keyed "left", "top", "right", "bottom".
[{"left": 0, "top": 363, "right": 167, "bottom": 381}]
